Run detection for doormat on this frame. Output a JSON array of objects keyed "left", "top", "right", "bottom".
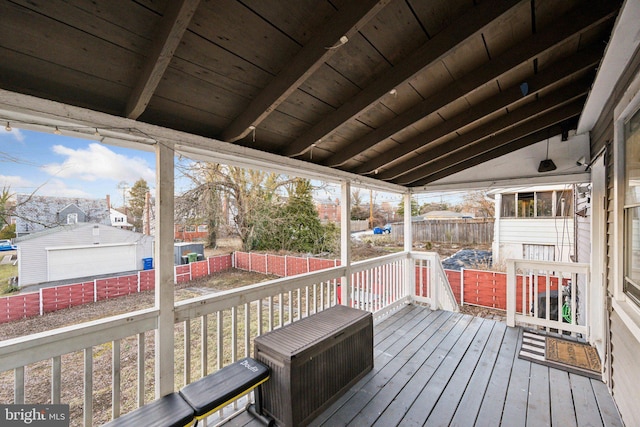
[{"left": 518, "top": 330, "right": 601, "bottom": 379}]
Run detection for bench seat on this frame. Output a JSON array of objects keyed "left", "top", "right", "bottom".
[
  {"left": 180, "top": 357, "right": 270, "bottom": 422},
  {"left": 102, "top": 392, "right": 195, "bottom": 427},
  {"left": 101, "top": 357, "right": 269, "bottom": 427}
]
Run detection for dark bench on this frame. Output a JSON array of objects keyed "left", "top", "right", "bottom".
[{"left": 102, "top": 357, "right": 270, "bottom": 427}]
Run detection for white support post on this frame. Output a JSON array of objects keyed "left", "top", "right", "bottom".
[
  {"left": 341, "top": 181, "right": 352, "bottom": 306},
  {"left": 403, "top": 193, "right": 414, "bottom": 302},
  {"left": 155, "top": 141, "right": 175, "bottom": 398},
  {"left": 506, "top": 259, "right": 516, "bottom": 327},
  {"left": 430, "top": 255, "right": 439, "bottom": 310}
]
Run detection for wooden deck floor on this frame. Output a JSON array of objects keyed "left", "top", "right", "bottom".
[{"left": 226, "top": 305, "right": 623, "bottom": 427}]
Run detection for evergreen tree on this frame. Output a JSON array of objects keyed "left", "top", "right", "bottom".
[{"left": 128, "top": 179, "right": 149, "bottom": 232}]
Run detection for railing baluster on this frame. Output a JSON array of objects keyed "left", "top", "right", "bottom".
[
  {"left": 184, "top": 320, "right": 191, "bottom": 386},
  {"left": 244, "top": 303, "right": 250, "bottom": 358},
  {"left": 112, "top": 340, "right": 120, "bottom": 418},
  {"left": 278, "top": 293, "right": 284, "bottom": 328},
  {"left": 268, "top": 296, "right": 274, "bottom": 332},
  {"left": 201, "top": 314, "right": 208, "bottom": 377},
  {"left": 296, "top": 289, "right": 301, "bottom": 320},
  {"left": 137, "top": 332, "right": 145, "bottom": 407},
  {"left": 231, "top": 307, "right": 237, "bottom": 362},
  {"left": 14, "top": 367, "right": 24, "bottom": 404},
  {"left": 305, "top": 286, "right": 310, "bottom": 316},
  {"left": 216, "top": 311, "right": 223, "bottom": 370},
  {"left": 52, "top": 355, "right": 61, "bottom": 404},
  {"left": 256, "top": 298, "right": 263, "bottom": 336},
  {"left": 288, "top": 290, "right": 293, "bottom": 323},
  {"left": 84, "top": 347, "right": 93, "bottom": 427}
]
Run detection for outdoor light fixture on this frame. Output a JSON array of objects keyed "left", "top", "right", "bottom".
[
  {"left": 4, "top": 122, "right": 11, "bottom": 132},
  {"left": 538, "top": 139, "right": 557, "bottom": 173},
  {"left": 54, "top": 126, "right": 62, "bottom": 135}
]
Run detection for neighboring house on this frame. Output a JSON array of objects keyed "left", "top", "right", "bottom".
[
  {"left": 316, "top": 198, "right": 341, "bottom": 224},
  {"left": 14, "top": 223, "right": 154, "bottom": 288},
  {"left": 110, "top": 208, "right": 133, "bottom": 229},
  {"left": 14, "top": 195, "right": 111, "bottom": 237},
  {"left": 489, "top": 185, "right": 576, "bottom": 265},
  {"left": 174, "top": 223, "right": 208, "bottom": 242}
]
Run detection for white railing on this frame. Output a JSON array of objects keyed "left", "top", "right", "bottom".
[
  {"left": 506, "top": 259, "right": 590, "bottom": 337},
  {"left": 0, "top": 251, "right": 454, "bottom": 426},
  {"left": 412, "top": 251, "right": 459, "bottom": 312}
]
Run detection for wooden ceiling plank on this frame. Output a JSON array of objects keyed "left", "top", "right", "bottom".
[
  {"left": 125, "top": 0, "right": 201, "bottom": 119},
  {"left": 351, "top": 44, "right": 603, "bottom": 173},
  {"left": 219, "top": 0, "right": 391, "bottom": 143},
  {"left": 282, "top": 0, "right": 526, "bottom": 157},
  {"left": 396, "top": 99, "right": 585, "bottom": 185},
  {"left": 327, "top": 1, "right": 616, "bottom": 169},
  {"left": 381, "top": 83, "right": 588, "bottom": 182},
  {"left": 410, "top": 124, "right": 564, "bottom": 186}
]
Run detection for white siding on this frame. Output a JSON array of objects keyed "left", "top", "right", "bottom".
[
  {"left": 494, "top": 218, "right": 574, "bottom": 264},
  {"left": 611, "top": 312, "right": 640, "bottom": 426}
]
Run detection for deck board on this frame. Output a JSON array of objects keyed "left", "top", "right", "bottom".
[{"left": 224, "top": 305, "right": 623, "bottom": 427}]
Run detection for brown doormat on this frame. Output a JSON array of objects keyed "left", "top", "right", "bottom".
[{"left": 519, "top": 330, "right": 602, "bottom": 379}]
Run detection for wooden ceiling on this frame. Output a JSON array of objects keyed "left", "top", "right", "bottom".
[{"left": 0, "top": 0, "right": 620, "bottom": 188}]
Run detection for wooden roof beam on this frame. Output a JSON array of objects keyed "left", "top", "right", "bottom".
[
  {"left": 338, "top": 2, "right": 618, "bottom": 171},
  {"left": 411, "top": 124, "right": 565, "bottom": 187},
  {"left": 396, "top": 98, "right": 585, "bottom": 186},
  {"left": 125, "top": 0, "right": 200, "bottom": 119},
  {"left": 219, "top": 0, "right": 391, "bottom": 143},
  {"left": 282, "top": 0, "right": 527, "bottom": 157},
  {"left": 349, "top": 45, "right": 602, "bottom": 174}
]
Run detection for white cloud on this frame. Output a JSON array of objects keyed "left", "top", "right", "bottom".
[
  {"left": 0, "top": 127, "right": 25, "bottom": 142},
  {"left": 42, "top": 143, "right": 155, "bottom": 183},
  {"left": 35, "top": 178, "right": 93, "bottom": 198},
  {"left": 0, "top": 175, "right": 33, "bottom": 189}
]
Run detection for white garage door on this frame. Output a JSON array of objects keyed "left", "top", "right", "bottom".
[{"left": 47, "top": 244, "right": 137, "bottom": 281}]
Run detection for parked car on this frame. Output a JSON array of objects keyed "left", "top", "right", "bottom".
[
  {"left": 0, "top": 239, "right": 16, "bottom": 251},
  {"left": 373, "top": 224, "right": 391, "bottom": 234}
]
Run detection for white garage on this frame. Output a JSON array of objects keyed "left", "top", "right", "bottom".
[
  {"left": 15, "top": 223, "right": 154, "bottom": 288},
  {"left": 46, "top": 243, "right": 138, "bottom": 282}
]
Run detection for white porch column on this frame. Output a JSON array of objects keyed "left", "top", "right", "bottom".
[
  {"left": 404, "top": 193, "right": 414, "bottom": 301},
  {"left": 340, "top": 181, "right": 351, "bottom": 306},
  {"left": 155, "top": 141, "right": 175, "bottom": 397}
]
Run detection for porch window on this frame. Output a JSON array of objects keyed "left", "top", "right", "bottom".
[
  {"left": 518, "top": 192, "right": 535, "bottom": 217},
  {"left": 502, "top": 194, "right": 516, "bottom": 217},
  {"left": 624, "top": 107, "right": 640, "bottom": 305}
]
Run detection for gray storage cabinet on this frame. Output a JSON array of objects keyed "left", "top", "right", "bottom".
[{"left": 254, "top": 305, "right": 373, "bottom": 427}]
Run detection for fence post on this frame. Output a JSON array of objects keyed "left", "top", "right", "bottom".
[
  {"left": 94, "top": 279, "right": 98, "bottom": 302},
  {"left": 39, "top": 288, "right": 44, "bottom": 316},
  {"left": 460, "top": 267, "right": 465, "bottom": 306},
  {"left": 137, "top": 271, "right": 141, "bottom": 293},
  {"left": 506, "top": 259, "right": 516, "bottom": 327}
]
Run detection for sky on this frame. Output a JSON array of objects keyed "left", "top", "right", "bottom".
[
  {"left": 1, "top": 127, "right": 156, "bottom": 207},
  {"left": 1, "top": 126, "right": 464, "bottom": 208}
]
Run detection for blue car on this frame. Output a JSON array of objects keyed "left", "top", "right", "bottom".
[
  {"left": 0, "top": 239, "right": 16, "bottom": 251},
  {"left": 373, "top": 224, "right": 391, "bottom": 234}
]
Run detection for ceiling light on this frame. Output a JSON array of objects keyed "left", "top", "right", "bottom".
[
  {"left": 4, "top": 122, "right": 11, "bottom": 132},
  {"left": 537, "top": 139, "right": 556, "bottom": 173},
  {"left": 54, "top": 126, "right": 62, "bottom": 135}
]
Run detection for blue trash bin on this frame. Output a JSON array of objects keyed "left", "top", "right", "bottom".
[{"left": 143, "top": 257, "right": 153, "bottom": 270}]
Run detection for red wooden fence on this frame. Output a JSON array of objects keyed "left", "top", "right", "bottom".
[{"left": 0, "top": 254, "right": 233, "bottom": 324}]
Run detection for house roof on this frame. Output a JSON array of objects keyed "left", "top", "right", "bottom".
[{"left": 0, "top": 1, "right": 621, "bottom": 190}]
